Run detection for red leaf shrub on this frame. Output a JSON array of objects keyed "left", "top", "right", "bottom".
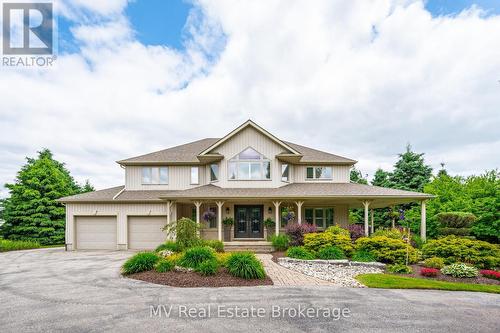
[
  {"left": 285, "top": 223, "right": 317, "bottom": 246},
  {"left": 480, "top": 269, "right": 500, "bottom": 280},
  {"left": 348, "top": 224, "right": 364, "bottom": 241},
  {"left": 420, "top": 267, "right": 439, "bottom": 277}
]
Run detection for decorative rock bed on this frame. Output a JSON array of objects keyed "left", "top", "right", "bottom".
[{"left": 278, "top": 257, "right": 385, "bottom": 288}]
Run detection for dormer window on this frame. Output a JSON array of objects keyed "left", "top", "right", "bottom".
[
  {"left": 142, "top": 167, "right": 168, "bottom": 184},
  {"left": 228, "top": 147, "right": 271, "bottom": 180}
]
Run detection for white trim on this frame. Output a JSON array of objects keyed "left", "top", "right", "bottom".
[
  {"left": 198, "top": 120, "right": 302, "bottom": 156},
  {"left": 112, "top": 187, "right": 125, "bottom": 200}
]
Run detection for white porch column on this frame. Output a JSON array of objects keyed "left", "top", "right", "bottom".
[
  {"left": 272, "top": 201, "right": 282, "bottom": 235},
  {"left": 194, "top": 201, "right": 202, "bottom": 237},
  {"left": 370, "top": 209, "right": 374, "bottom": 233},
  {"left": 295, "top": 201, "right": 304, "bottom": 224},
  {"left": 166, "top": 201, "right": 172, "bottom": 226},
  {"left": 216, "top": 201, "right": 224, "bottom": 241},
  {"left": 362, "top": 201, "right": 371, "bottom": 236},
  {"left": 421, "top": 200, "right": 427, "bottom": 242}
]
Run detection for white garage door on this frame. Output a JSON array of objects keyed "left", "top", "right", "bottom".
[
  {"left": 76, "top": 216, "right": 117, "bottom": 250},
  {"left": 128, "top": 216, "right": 168, "bottom": 250}
]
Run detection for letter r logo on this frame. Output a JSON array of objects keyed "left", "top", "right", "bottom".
[{"left": 2, "top": 2, "right": 53, "bottom": 55}]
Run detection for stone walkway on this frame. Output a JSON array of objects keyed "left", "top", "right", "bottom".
[{"left": 256, "top": 254, "right": 334, "bottom": 286}]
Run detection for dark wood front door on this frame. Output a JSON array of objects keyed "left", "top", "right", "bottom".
[{"left": 234, "top": 205, "right": 264, "bottom": 239}]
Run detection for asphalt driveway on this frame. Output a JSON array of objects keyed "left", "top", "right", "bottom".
[{"left": 0, "top": 249, "right": 499, "bottom": 332}]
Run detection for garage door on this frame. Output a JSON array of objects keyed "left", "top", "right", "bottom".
[
  {"left": 128, "top": 216, "right": 168, "bottom": 250},
  {"left": 76, "top": 216, "right": 117, "bottom": 250}
]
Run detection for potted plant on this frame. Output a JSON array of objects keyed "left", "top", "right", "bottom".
[
  {"left": 263, "top": 218, "right": 275, "bottom": 237},
  {"left": 222, "top": 217, "right": 234, "bottom": 241},
  {"left": 202, "top": 210, "right": 216, "bottom": 227}
]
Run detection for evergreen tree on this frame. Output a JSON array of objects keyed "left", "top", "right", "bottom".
[
  {"left": 371, "top": 168, "right": 392, "bottom": 187},
  {"left": 389, "top": 144, "right": 433, "bottom": 192},
  {"left": 81, "top": 180, "right": 95, "bottom": 193},
  {"left": 1, "top": 149, "right": 90, "bottom": 244},
  {"left": 350, "top": 167, "right": 368, "bottom": 184}
]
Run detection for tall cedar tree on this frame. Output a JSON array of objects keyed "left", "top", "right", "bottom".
[{"left": 1, "top": 149, "right": 92, "bottom": 244}]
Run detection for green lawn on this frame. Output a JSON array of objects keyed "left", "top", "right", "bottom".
[{"left": 356, "top": 274, "right": 500, "bottom": 294}]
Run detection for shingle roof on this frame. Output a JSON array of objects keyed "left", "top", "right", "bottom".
[
  {"left": 116, "top": 138, "right": 219, "bottom": 165},
  {"left": 162, "top": 183, "right": 432, "bottom": 199},
  {"left": 57, "top": 183, "right": 432, "bottom": 203},
  {"left": 117, "top": 138, "right": 356, "bottom": 165}
]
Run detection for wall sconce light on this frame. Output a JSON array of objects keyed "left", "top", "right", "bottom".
[
  {"left": 226, "top": 207, "right": 230, "bottom": 215},
  {"left": 268, "top": 207, "right": 272, "bottom": 214}
]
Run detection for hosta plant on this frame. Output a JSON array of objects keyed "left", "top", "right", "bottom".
[
  {"left": 387, "top": 264, "right": 413, "bottom": 274},
  {"left": 441, "top": 263, "right": 478, "bottom": 278}
]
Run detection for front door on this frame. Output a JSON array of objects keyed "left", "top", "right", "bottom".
[{"left": 234, "top": 205, "right": 264, "bottom": 239}]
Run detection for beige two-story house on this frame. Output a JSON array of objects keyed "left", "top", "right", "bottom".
[{"left": 59, "top": 120, "right": 431, "bottom": 251}]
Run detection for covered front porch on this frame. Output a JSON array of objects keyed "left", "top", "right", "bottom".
[{"left": 161, "top": 195, "right": 429, "bottom": 243}]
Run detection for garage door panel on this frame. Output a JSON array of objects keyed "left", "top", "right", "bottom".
[
  {"left": 128, "top": 216, "right": 167, "bottom": 250},
  {"left": 76, "top": 216, "right": 117, "bottom": 250}
]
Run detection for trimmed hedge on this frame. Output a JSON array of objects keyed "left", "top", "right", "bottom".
[
  {"left": 421, "top": 236, "right": 500, "bottom": 269},
  {"left": 355, "top": 236, "right": 419, "bottom": 264}
]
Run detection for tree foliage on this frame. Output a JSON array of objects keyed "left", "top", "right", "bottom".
[
  {"left": 389, "top": 144, "right": 433, "bottom": 192},
  {"left": 0, "top": 149, "right": 92, "bottom": 244}
]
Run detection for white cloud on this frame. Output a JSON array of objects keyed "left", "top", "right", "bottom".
[{"left": 0, "top": 0, "right": 499, "bottom": 197}]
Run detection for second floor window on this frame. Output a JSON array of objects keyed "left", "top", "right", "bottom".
[
  {"left": 281, "top": 164, "right": 289, "bottom": 182},
  {"left": 142, "top": 167, "right": 168, "bottom": 184},
  {"left": 228, "top": 147, "right": 271, "bottom": 180},
  {"left": 210, "top": 163, "right": 219, "bottom": 182},
  {"left": 191, "top": 166, "right": 199, "bottom": 184},
  {"left": 306, "top": 166, "right": 332, "bottom": 180}
]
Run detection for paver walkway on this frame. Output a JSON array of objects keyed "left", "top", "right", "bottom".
[{"left": 256, "top": 253, "right": 334, "bottom": 286}]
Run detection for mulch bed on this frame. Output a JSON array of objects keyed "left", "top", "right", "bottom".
[
  {"left": 127, "top": 267, "right": 274, "bottom": 288},
  {"left": 394, "top": 265, "right": 500, "bottom": 285}
]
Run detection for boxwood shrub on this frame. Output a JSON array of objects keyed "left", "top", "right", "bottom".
[
  {"left": 317, "top": 246, "right": 345, "bottom": 260},
  {"left": 122, "top": 252, "right": 159, "bottom": 275},
  {"left": 286, "top": 246, "right": 315, "bottom": 260},
  {"left": 355, "top": 236, "right": 419, "bottom": 264},
  {"left": 421, "top": 236, "right": 500, "bottom": 269},
  {"left": 178, "top": 246, "right": 216, "bottom": 269},
  {"left": 226, "top": 252, "right": 266, "bottom": 279}
]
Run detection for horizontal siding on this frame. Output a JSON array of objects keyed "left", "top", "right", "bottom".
[
  {"left": 294, "top": 165, "right": 350, "bottom": 183},
  {"left": 125, "top": 165, "right": 207, "bottom": 190}
]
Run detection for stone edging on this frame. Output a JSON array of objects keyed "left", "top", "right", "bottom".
[{"left": 278, "top": 257, "right": 386, "bottom": 268}]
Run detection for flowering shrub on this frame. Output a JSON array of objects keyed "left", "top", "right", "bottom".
[
  {"left": 441, "top": 263, "right": 478, "bottom": 278},
  {"left": 480, "top": 270, "right": 500, "bottom": 281},
  {"left": 285, "top": 223, "right": 317, "bottom": 246},
  {"left": 347, "top": 224, "right": 364, "bottom": 241},
  {"left": 420, "top": 267, "right": 439, "bottom": 277}
]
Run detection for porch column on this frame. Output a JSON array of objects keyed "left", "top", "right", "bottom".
[
  {"left": 370, "top": 209, "right": 374, "bottom": 233},
  {"left": 216, "top": 201, "right": 224, "bottom": 241},
  {"left": 362, "top": 201, "right": 371, "bottom": 236},
  {"left": 421, "top": 200, "right": 427, "bottom": 242},
  {"left": 295, "top": 201, "right": 304, "bottom": 224},
  {"left": 166, "top": 201, "right": 172, "bottom": 226},
  {"left": 272, "top": 201, "right": 282, "bottom": 235},
  {"left": 194, "top": 201, "right": 202, "bottom": 235}
]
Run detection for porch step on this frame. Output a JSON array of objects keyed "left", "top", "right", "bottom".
[{"left": 224, "top": 241, "right": 274, "bottom": 253}]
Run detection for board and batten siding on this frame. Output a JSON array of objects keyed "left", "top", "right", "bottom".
[
  {"left": 207, "top": 126, "right": 290, "bottom": 188},
  {"left": 65, "top": 202, "right": 174, "bottom": 250},
  {"left": 293, "top": 165, "right": 350, "bottom": 183},
  {"left": 125, "top": 165, "right": 207, "bottom": 190}
]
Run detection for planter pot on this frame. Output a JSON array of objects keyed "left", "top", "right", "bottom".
[{"left": 223, "top": 225, "right": 232, "bottom": 241}]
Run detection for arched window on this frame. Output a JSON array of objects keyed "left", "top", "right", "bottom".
[{"left": 228, "top": 147, "right": 271, "bottom": 180}]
